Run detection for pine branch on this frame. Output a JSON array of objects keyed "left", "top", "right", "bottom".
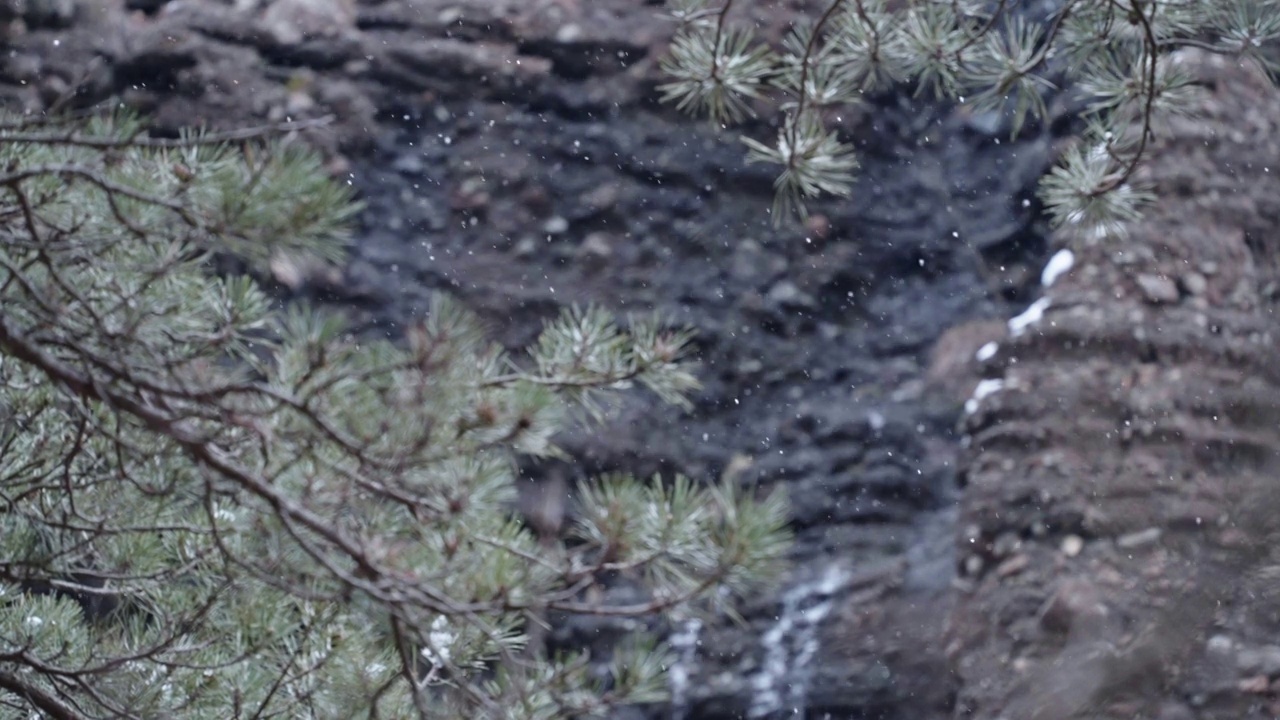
[
  {"left": 658, "top": 0, "right": 1280, "bottom": 232},
  {"left": 0, "top": 669, "right": 86, "bottom": 720},
  {"left": 0, "top": 105, "right": 787, "bottom": 717}
]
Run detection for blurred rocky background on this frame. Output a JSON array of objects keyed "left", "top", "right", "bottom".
[{"left": 8, "top": 1, "right": 1280, "bottom": 718}]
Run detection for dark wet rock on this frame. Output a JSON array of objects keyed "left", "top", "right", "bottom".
[
  {"left": 370, "top": 36, "right": 551, "bottom": 100},
  {"left": 764, "top": 279, "right": 815, "bottom": 313},
  {"left": 4, "top": 0, "right": 77, "bottom": 28},
  {"left": 575, "top": 232, "right": 613, "bottom": 267},
  {"left": 125, "top": 0, "right": 167, "bottom": 12},
  {"left": 260, "top": 0, "right": 356, "bottom": 46},
  {"left": 156, "top": 2, "right": 279, "bottom": 50}
]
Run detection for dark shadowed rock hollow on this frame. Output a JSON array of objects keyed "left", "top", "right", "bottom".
[{"left": 7, "top": 2, "right": 1280, "bottom": 719}]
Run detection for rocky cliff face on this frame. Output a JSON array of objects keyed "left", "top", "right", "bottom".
[
  {"left": 7, "top": 2, "right": 1278, "bottom": 719},
  {"left": 950, "top": 50, "right": 1280, "bottom": 720}
]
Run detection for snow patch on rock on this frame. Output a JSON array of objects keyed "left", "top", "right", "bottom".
[
  {"left": 1009, "top": 297, "right": 1051, "bottom": 337},
  {"left": 964, "top": 378, "right": 1005, "bottom": 415},
  {"left": 975, "top": 341, "right": 999, "bottom": 362},
  {"left": 1041, "top": 248, "right": 1075, "bottom": 288}
]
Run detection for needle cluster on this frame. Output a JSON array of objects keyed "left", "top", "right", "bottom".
[
  {"left": 660, "top": 0, "right": 1280, "bottom": 234},
  {"left": 0, "top": 110, "right": 791, "bottom": 719}
]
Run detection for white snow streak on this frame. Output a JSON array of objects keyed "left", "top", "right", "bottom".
[
  {"left": 1008, "top": 297, "right": 1051, "bottom": 337},
  {"left": 1040, "top": 248, "right": 1075, "bottom": 288},
  {"left": 748, "top": 564, "right": 850, "bottom": 719},
  {"left": 964, "top": 378, "right": 1005, "bottom": 415},
  {"left": 668, "top": 618, "right": 703, "bottom": 720}
]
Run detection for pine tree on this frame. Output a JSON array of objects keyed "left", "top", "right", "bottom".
[
  {"left": 0, "top": 110, "right": 791, "bottom": 719},
  {"left": 658, "top": 0, "right": 1280, "bottom": 232}
]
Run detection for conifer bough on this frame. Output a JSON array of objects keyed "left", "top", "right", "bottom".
[
  {"left": 659, "top": 0, "right": 1280, "bottom": 232},
  {"left": 0, "top": 111, "right": 791, "bottom": 718}
]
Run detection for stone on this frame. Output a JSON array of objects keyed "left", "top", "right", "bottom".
[
  {"left": 542, "top": 216, "right": 569, "bottom": 235},
  {"left": 1157, "top": 696, "right": 1192, "bottom": 717},
  {"left": 1181, "top": 271, "right": 1208, "bottom": 296},
  {"left": 1116, "top": 527, "right": 1162, "bottom": 549},
  {"left": 1038, "top": 578, "right": 1109, "bottom": 636},
  {"left": 390, "top": 153, "right": 425, "bottom": 176},
  {"left": 1239, "top": 675, "right": 1270, "bottom": 693},
  {"left": 1237, "top": 645, "right": 1280, "bottom": 677},
  {"left": 992, "top": 532, "right": 1021, "bottom": 558},
  {"left": 1135, "top": 273, "right": 1180, "bottom": 304},
  {"left": 995, "top": 554, "right": 1028, "bottom": 578},
  {"left": 512, "top": 237, "right": 539, "bottom": 259},
  {"left": 728, "top": 241, "right": 785, "bottom": 284},
  {"left": 261, "top": 0, "right": 355, "bottom": 46},
  {"left": 375, "top": 38, "right": 551, "bottom": 98},
  {"left": 765, "top": 280, "right": 815, "bottom": 312},
  {"left": 24, "top": 0, "right": 76, "bottom": 27},
  {"left": 577, "top": 232, "right": 613, "bottom": 265},
  {"left": 1060, "top": 535, "right": 1084, "bottom": 557}
]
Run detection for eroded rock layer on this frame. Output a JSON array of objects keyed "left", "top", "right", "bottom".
[{"left": 951, "top": 51, "right": 1280, "bottom": 720}]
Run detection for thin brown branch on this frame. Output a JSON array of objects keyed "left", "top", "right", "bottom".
[
  {"left": 0, "top": 163, "right": 198, "bottom": 226},
  {"left": 0, "top": 668, "right": 86, "bottom": 720},
  {"left": 786, "top": 0, "right": 845, "bottom": 164},
  {"left": 709, "top": 0, "right": 735, "bottom": 84},
  {"left": 1089, "top": 0, "right": 1159, "bottom": 196},
  {"left": 0, "top": 117, "right": 335, "bottom": 151}
]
